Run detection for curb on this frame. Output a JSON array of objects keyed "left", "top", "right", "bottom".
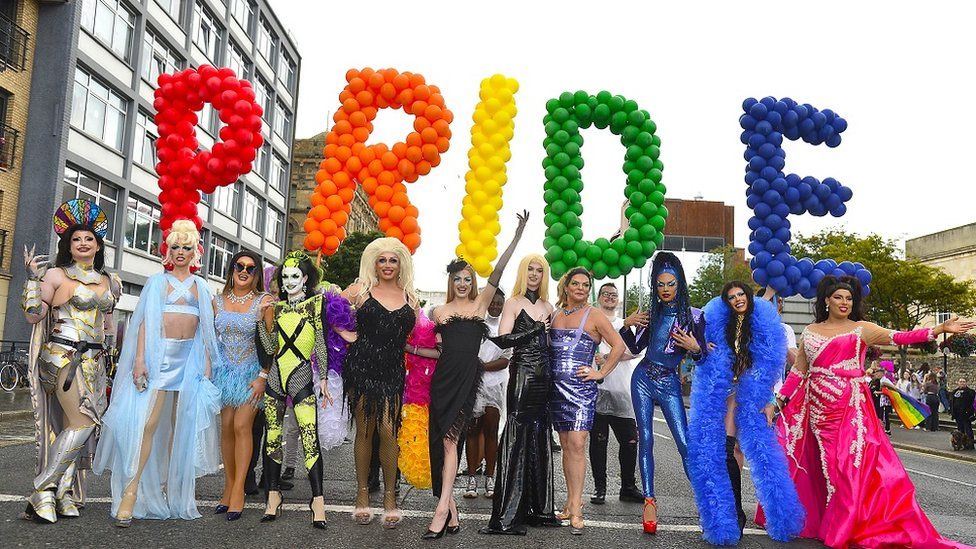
[
  {"left": 0, "top": 410, "right": 33, "bottom": 421},
  {"left": 890, "top": 441, "right": 976, "bottom": 464}
]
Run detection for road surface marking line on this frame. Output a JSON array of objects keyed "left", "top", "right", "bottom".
[{"left": 903, "top": 468, "right": 976, "bottom": 488}]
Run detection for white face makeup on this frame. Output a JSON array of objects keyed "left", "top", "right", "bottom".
[
  {"left": 70, "top": 230, "right": 99, "bottom": 263},
  {"left": 452, "top": 270, "right": 473, "bottom": 299},
  {"left": 281, "top": 266, "right": 307, "bottom": 300}
]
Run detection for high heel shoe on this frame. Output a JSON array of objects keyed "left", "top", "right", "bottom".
[
  {"left": 214, "top": 504, "right": 229, "bottom": 515},
  {"left": 421, "top": 509, "right": 452, "bottom": 540},
  {"left": 114, "top": 491, "right": 137, "bottom": 528},
  {"left": 446, "top": 499, "right": 460, "bottom": 534},
  {"left": 260, "top": 492, "right": 283, "bottom": 523},
  {"left": 226, "top": 510, "right": 243, "bottom": 521},
  {"left": 642, "top": 497, "right": 657, "bottom": 535},
  {"left": 309, "top": 498, "right": 327, "bottom": 530},
  {"left": 569, "top": 505, "right": 585, "bottom": 536}
]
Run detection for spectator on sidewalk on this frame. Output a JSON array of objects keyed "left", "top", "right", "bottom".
[
  {"left": 869, "top": 365, "right": 891, "bottom": 435},
  {"left": 935, "top": 367, "right": 951, "bottom": 413},
  {"left": 898, "top": 371, "right": 922, "bottom": 402},
  {"left": 922, "top": 373, "right": 941, "bottom": 432},
  {"left": 950, "top": 378, "right": 975, "bottom": 449}
]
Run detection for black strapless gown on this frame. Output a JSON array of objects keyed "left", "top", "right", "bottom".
[
  {"left": 429, "top": 316, "right": 488, "bottom": 496},
  {"left": 480, "top": 310, "right": 561, "bottom": 535}
]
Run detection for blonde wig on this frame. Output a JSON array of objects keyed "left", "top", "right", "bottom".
[
  {"left": 356, "top": 237, "right": 418, "bottom": 308},
  {"left": 511, "top": 254, "right": 551, "bottom": 303},
  {"left": 162, "top": 219, "right": 201, "bottom": 268},
  {"left": 445, "top": 259, "right": 478, "bottom": 303},
  {"left": 556, "top": 267, "right": 593, "bottom": 309}
]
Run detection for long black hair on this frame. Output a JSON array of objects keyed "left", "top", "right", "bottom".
[
  {"left": 55, "top": 224, "right": 106, "bottom": 272},
  {"left": 275, "top": 251, "right": 320, "bottom": 302},
  {"left": 649, "top": 252, "right": 692, "bottom": 327},
  {"left": 815, "top": 275, "right": 865, "bottom": 323},
  {"left": 222, "top": 249, "right": 265, "bottom": 296},
  {"left": 722, "top": 280, "right": 755, "bottom": 377}
]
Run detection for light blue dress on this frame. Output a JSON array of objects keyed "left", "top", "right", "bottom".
[
  {"left": 213, "top": 294, "right": 266, "bottom": 408},
  {"left": 93, "top": 273, "right": 221, "bottom": 520}
]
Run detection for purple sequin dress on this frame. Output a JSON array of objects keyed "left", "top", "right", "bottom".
[{"left": 549, "top": 307, "right": 598, "bottom": 432}]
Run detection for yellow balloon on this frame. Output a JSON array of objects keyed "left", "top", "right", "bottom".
[
  {"left": 468, "top": 215, "right": 486, "bottom": 230},
  {"left": 486, "top": 219, "right": 501, "bottom": 235},
  {"left": 466, "top": 239, "right": 483, "bottom": 255},
  {"left": 461, "top": 204, "right": 477, "bottom": 220}
]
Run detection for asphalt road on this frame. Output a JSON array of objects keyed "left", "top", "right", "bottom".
[{"left": 1, "top": 411, "right": 973, "bottom": 548}]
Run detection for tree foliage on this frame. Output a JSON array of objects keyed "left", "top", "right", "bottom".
[
  {"left": 624, "top": 282, "right": 650, "bottom": 316},
  {"left": 687, "top": 246, "right": 757, "bottom": 308},
  {"left": 792, "top": 228, "right": 976, "bottom": 331},
  {"left": 320, "top": 231, "right": 386, "bottom": 288}
]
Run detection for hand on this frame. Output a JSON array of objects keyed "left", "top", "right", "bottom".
[
  {"left": 624, "top": 310, "right": 649, "bottom": 328},
  {"left": 259, "top": 299, "right": 275, "bottom": 315},
  {"left": 576, "top": 364, "right": 604, "bottom": 382},
  {"left": 133, "top": 360, "right": 148, "bottom": 386},
  {"left": 23, "top": 245, "right": 49, "bottom": 280},
  {"left": 594, "top": 353, "right": 606, "bottom": 367},
  {"left": 940, "top": 316, "right": 976, "bottom": 335},
  {"left": 249, "top": 376, "right": 267, "bottom": 406},
  {"left": 707, "top": 342, "right": 717, "bottom": 352},
  {"left": 514, "top": 210, "right": 530, "bottom": 237},
  {"left": 319, "top": 378, "right": 334, "bottom": 409},
  {"left": 671, "top": 326, "right": 701, "bottom": 354},
  {"left": 763, "top": 403, "right": 777, "bottom": 426}
]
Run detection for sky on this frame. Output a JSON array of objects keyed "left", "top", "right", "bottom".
[{"left": 268, "top": 0, "right": 976, "bottom": 294}]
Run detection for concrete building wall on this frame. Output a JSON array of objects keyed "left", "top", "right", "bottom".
[{"left": 905, "top": 222, "right": 976, "bottom": 326}]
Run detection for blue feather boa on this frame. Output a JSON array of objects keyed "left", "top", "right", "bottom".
[{"left": 688, "top": 297, "right": 805, "bottom": 544}]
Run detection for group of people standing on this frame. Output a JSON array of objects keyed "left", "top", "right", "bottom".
[{"left": 18, "top": 200, "right": 976, "bottom": 548}]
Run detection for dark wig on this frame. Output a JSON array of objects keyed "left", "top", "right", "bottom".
[
  {"left": 275, "top": 252, "right": 320, "bottom": 302},
  {"left": 55, "top": 224, "right": 106, "bottom": 272},
  {"left": 722, "top": 280, "right": 755, "bottom": 377},
  {"left": 222, "top": 249, "right": 265, "bottom": 296},
  {"left": 649, "top": 252, "right": 692, "bottom": 327},
  {"left": 814, "top": 275, "right": 865, "bottom": 323}
]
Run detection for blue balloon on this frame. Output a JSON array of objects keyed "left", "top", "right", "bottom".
[
  {"left": 749, "top": 102, "right": 768, "bottom": 119},
  {"left": 829, "top": 204, "right": 847, "bottom": 217},
  {"left": 770, "top": 275, "right": 788, "bottom": 292},
  {"left": 742, "top": 97, "right": 759, "bottom": 111},
  {"left": 831, "top": 268, "right": 846, "bottom": 278},
  {"left": 752, "top": 178, "right": 770, "bottom": 194},
  {"left": 814, "top": 259, "right": 834, "bottom": 272},
  {"left": 774, "top": 227, "right": 791, "bottom": 242},
  {"left": 755, "top": 121, "right": 773, "bottom": 135},
  {"left": 809, "top": 269, "right": 826, "bottom": 286},
  {"left": 797, "top": 258, "right": 815, "bottom": 275},
  {"left": 762, "top": 189, "right": 783, "bottom": 205},
  {"left": 754, "top": 251, "right": 772, "bottom": 267},
  {"left": 838, "top": 261, "right": 856, "bottom": 274},
  {"left": 765, "top": 110, "right": 782, "bottom": 127},
  {"left": 754, "top": 226, "right": 773, "bottom": 243},
  {"left": 784, "top": 187, "right": 801, "bottom": 206},
  {"left": 862, "top": 285, "right": 870, "bottom": 297},
  {"left": 747, "top": 216, "right": 763, "bottom": 230},
  {"left": 838, "top": 186, "right": 853, "bottom": 201},
  {"left": 785, "top": 265, "right": 801, "bottom": 284},
  {"left": 767, "top": 259, "right": 785, "bottom": 277},
  {"left": 760, "top": 166, "right": 779, "bottom": 180},
  {"left": 753, "top": 268, "right": 769, "bottom": 286},
  {"left": 800, "top": 285, "right": 817, "bottom": 299},
  {"left": 766, "top": 238, "right": 784, "bottom": 254},
  {"left": 755, "top": 202, "right": 772, "bottom": 218},
  {"left": 748, "top": 241, "right": 764, "bottom": 255},
  {"left": 746, "top": 193, "right": 761, "bottom": 209},
  {"left": 764, "top": 214, "right": 783, "bottom": 229},
  {"left": 856, "top": 268, "right": 873, "bottom": 285},
  {"left": 773, "top": 202, "right": 790, "bottom": 217},
  {"left": 796, "top": 278, "right": 812, "bottom": 295},
  {"left": 768, "top": 156, "right": 786, "bottom": 170}
]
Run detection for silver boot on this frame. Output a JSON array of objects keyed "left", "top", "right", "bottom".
[
  {"left": 55, "top": 462, "right": 80, "bottom": 518},
  {"left": 28, "top": 425, "right": 94, "bottom": 522}
]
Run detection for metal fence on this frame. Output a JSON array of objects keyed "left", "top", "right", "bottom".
[
  {"left": 0, "top": 12, "right": 29, "bottom": 72},
  {"left": 0, "top": 122, "right": 18, "bottom": 170}
]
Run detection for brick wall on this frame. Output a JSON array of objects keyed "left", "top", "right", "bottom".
[
  {"left": 944, "top": 356, "right": 976, "bottom": 384},
  {"left": 0, "top": 0, "right": 39, "bottom": 337}
]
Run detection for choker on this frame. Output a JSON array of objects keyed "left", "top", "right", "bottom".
[
  {"left": 63, "top": 263, "right": 103, "bottom": 285},
  {"left": 561, "top": 303, "right": 585, "bottom": 316},
  {"left": 286, "top": 292, "right": 306, "bottom": 306},
  {"left": 525, "top": 288, "right": 540, "bottom": 304}
]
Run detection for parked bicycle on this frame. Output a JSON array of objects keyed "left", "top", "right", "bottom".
[{"left": 0, "top": 349, "right": 29, "bottom": 392}]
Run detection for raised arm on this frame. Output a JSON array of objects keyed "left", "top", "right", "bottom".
[
  {"left": 22, "top": 246, "right": 57, "bottom": 324},
  {"left": 860, "top": 317, "right": 976, "bottom": 348},
  {"left": 619, "top": 310, "right": 650, "bottom": 354},
  {"left": 477, "top": 210, "right": 529, "bottom": 310}
]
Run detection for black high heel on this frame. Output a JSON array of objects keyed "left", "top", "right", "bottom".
[
  {"left": 447, "top": 500, "right": 460, "bottom": 534},
  {"left": 421, "top": 509, "right": 452, "bottom": 540},
  {"left": 214, "top": 504, "right": 229, "bottom": 515},
  {"left": 310, "top": 498, "right": 327, "bottom": 530},
  {"left": 226, "top": 510, "right": 243, "bottom": 521},
  {"left": 260, "top": 492, "right": 283, "bottom": 523}
]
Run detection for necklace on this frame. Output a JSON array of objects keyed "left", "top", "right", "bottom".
[
  {"left": 561, "top": 303, "right": 585, "bottom": 316},
  {"left": 64, "top": 263, "right": 103, "bottom": 285},
  {"left": 226, "top": 290, "right": 254, "bottom": 305}
]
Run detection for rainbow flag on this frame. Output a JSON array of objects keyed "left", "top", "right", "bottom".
[{"left": 882, "top": 387, "right": 931, "bottom": 429}]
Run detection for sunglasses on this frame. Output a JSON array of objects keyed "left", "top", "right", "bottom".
[
  {"left": 172, "top": 245, "right": 195, "bottom": 252},
  {"left": 234, "top": 262, "right": 257, "bottom": 274}
]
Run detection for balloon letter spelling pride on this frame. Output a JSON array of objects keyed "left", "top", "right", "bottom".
[
  {"left": 304, "top": 68, "right": 454, "bottom": 256},
  {"left": 154, "top": 65, "right": 263, "bottom": 260},
  {"left": 740, "top": 97, "right": 871, "bottom": 298},
  {"left": 542, "top": 91, "right": 666, "bottom": 280},
  {"left": 457, "top": 74, "right": 519, "bottom": 276}
]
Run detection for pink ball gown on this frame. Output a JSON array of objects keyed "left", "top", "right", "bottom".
[{"left": 758, "top": 323, "right": 972, "bottom": 549}]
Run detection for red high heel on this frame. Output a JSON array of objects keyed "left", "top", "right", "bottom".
[{"left": 642, "top": 497, "right": 657, "bottom": 534}]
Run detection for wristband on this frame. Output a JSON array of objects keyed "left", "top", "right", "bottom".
[{"left": 258, "top": 370, "right": 268, "bottom": 379}]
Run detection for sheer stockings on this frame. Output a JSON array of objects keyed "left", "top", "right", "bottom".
[
  {"left": 117, "top": 391, "right": 177, "bottom": 519},
  {"left": 353, "top": 404, "right": 399, "bottom": 512}
]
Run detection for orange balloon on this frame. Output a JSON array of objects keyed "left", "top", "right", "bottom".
[
  {"left": 338, "top": 90, "right": 354, "bottom": 104},
  {"left": 420, "top": 127, "right": 438, "bottom": 144},
  {"left": 414, "top": 85, "right": 431, "bottom": 102},
  {"left": 361, "top": 177, "right": 378, "bottom": 194},
  {"left": 391, "top": 189, "right": 410, "bottom": 207},
  {"left": 367, "top": 159, "right": 384, "bottom": 176},
  {"left": 386, "top": 226, "right": 404, "bottom": 240},
  {"left": 398, "top": 159, "right": 415, "bottom": 179},
  {"left": 406, "top": 205, "right": 419, "bottom": 218},
  {"left": 337, "top": 134, "right": 355, "bottom": 147},
  {"left": 424, "top": 104, "right": 442, "bottom": 120},
  {"left": 354, "top": 90, "right": 373, "bottom": 107},
  {"left": 379, "top": 218, "right": 393, "bottom": 231},
  {"left": 377, "top": 171, "right": 396, "bottom": 186},
  {"left": 396, "top": 88, "right": 414, "bottom": 106},
  {"left": 368, "top": 72, "right": 384, "bottom": 88},
  {"left": 310, "top": 205, "right": 328, "bottom": 221},
  {"left": 325, "top": 133, "right": 339, "bottom": 145},
  {"left": 332, "top": 171, "right": 351, "bottom": 187},
  {"left": 324, "top": 143, "right": 338, "bottom": 157},
  {"left": 392, "top": 142, "right": 407, "bottom": 158},
  {"left": 421, "top": 144, "right": 439, "bottom": 162},
  {"left": 323, "top": 157, "right": 342, "bottom": 174},
  {"left": 388, "top": 205, "right": 406, "bottom": 223},
  {"left": 435, "top": 137, "right": 450, "bottom": 153},
  {"left": 303, "top": 218, "right": 318, "bottom": 233},
  {"left": 335, "top": 146, "right": 352, "bottom": 163},
  {"left": 376, "top": 185, "right": 394, "bottom": 201},
  {"left": 393, "top": 73, "right": 410, "bottom": 90},
  {"left": 405, "top": 146, "right": 423, "bottom": 163},
  {"left": 333, "top": 110, "right": 349, "bottom": 122},
  {"left": 406, "top": 132, "right": 422, "bottom": 148},
  {"left": 408, "top": 73, "right": 425, "bottom": 87},
  {"left": 325, "top": 195, "right": 344, "bottom": 211},
  {"left": 331, "top": 210, "right": 348, "bottom": 226},
  {"left": 325, "top": 235, "right": 340, "bottom": 250},
  {"left": 319, "top": 219, "right": 338, "bottom": 235},
  {"left": 318, "top": 180, "right": 338, "bottom": 196},
  {"left": 414, "top": 117, "right": 431, "bottom": 132},
  {"left": 380, "top": 152, "right": 398, "bottom": 170},
  {"left": 359, "top": 147, "right": 376, "bottom": 164},
  {"left": 416, "top": 161, "right": 431, "bottom": 175},
  {"left": 305, "top": 231, "right": 324, "bottom": 250},
  {"left": 310, "top": 193, "right": 326, "bottom": 206},
  {"left": 380, "top": 82, "right": 396, "bottom": 100},
  {"left": 400, "top": 216, "right": 418, "bottom": 234},
  {"left": 403, "top": 232, "right": 421, "bottom": 251},
  {"left": 344, "top": 156, "right": 362, "bottom": 174},
  {"left": 345, "top": 68, "right": 360, "bottom": 82},
  {"left": 348, "top": 77, "right": 365, "bottom": 93},
  {"left": 349, "top": 111, "right": 367, "bottom": 128},
  {"left": 432, "top": 119, "right": 450, "bottom": 137},
  {"left": 374, "top": 201, "right": 391, "bottom": 217},
  {"left": 336, "top": 227, "right": 346, "bottom": 240},
  {"left": 338, "top": 187, "right": 354, "bottom": 202},
  {"left": 334, "top": 120, "right": 352, "bottom": 134}
]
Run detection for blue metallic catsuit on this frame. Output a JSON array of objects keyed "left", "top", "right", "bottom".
[{"left": 619, "top": 302, "right": 706, "bottom": 498}]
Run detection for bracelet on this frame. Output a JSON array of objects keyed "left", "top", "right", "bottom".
[{"left": 258, "top": 370, "right": 268, "bottom": 379}]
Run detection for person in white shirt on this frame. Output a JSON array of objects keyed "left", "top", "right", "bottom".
[
  {"left": 463, "top": 290, "right": 512, "bottom": 498},
  {"left": 589, "top": 283, "right": 644, "bottom": 504}
]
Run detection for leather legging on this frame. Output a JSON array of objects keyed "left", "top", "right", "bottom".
[{"left": 631, "top": 363, "right": 689, "bottom": 498}]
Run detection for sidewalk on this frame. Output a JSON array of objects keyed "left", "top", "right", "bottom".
[{"left": 0, "top": 388, "right": 32, "bottom": 420}]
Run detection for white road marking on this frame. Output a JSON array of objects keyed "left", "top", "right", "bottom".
[
  {"left": 904, "top": 468, "right": 976, "bottom": 488},
  {"left": 0, "top": 493, "right": 773, "bottom": 535}
]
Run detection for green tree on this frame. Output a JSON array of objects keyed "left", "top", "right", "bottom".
[
  {"left": 321, "top": 230, "right": 386, "bottom": 288},
  {"left": 793, "top": 228, "right": 976, "bottom": 365},
  {"left": 687, "top": 245, "right": 756, "bottom": 308},
  {"left": 624, "top": 282, "right": 650, "bottom": 316}
]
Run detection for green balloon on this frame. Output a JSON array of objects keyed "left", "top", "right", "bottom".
[
  {"left": 545, "top": 99, "right": 560, "bottom": 113},
  {"left": 557, "top": 234, "right": 575, "bottom": 249},
  {"left": 603, "top": 248, "right": 620, "bottom": 265},
  {"left": 623, "top": 99, "right": 639, "bottom": 113},
  {"left": 593, "top": 104, "right": 611, "bottom": 122},
  {"left": 553, "top": 129, "right": 570, "bottom": 144},
  {"left": 562, "top": 250, "right": 578, "bottom": 266},
  {"left": 562, "top": 165, "right": 580, "bottom": 179},
  {"left": 546, "top": 246, "right": 563, "bottom": 262},
  {"left": 559, "top": 92, "right": 574, "bottom": 107},
  {"left": 636, "top": 156, "right": 654, "bottom": 172},
  {"left": 551, "top": 200, "right": 568, "bottom": 215},
  {"left": 638, "top": 179, "right": 655, "bottom": 195},
  {"left": 544, "top": 121, "right": 561, "bottom": 136},
  {"left": 652, "top": 159, "right": 664, "bottom": 170},
  {"left": 562, "top": 119, "right": 579, "bottom": 134},
  {"left": 569, "top": 203, "right": 583, "bottom": 215},
  {"left": 630, "top": 212, "right": 648, "bottom": 228},
  {"left": 638, "top": 224, "right": 656, "bottom": 241},
  {"left": 626, "top": 145, "right": 643, "bottom": 161},
  {"left": 551, "top": 261, "right": 567, "bottom": 278},
  {"left": 648, "top": 168, "right": 663, "bottom": 183},
  {"left": 574, "top": 239, "right": 589, "bottom": 256},
  {"left": 610, "top": 111, "right": 628, "bottom": 132},
  {"left": 561, "top": 211, "right": 580, "bottom": 227},
  {"left": 570, "top": 155, "right": 584, "bottom": 169},
  {"left": 542, "top": 157, "right": 553, "bottom": 169},
  {"left": 544, "top": 213, "right": 559, "bottom": 227},
  {"left": 543, "top": 204, "right": 553, "bottom": 215},
  {"left": 628, "top": 110, "right": 646, "bottom": 127},
  {"left": 553, "top": 108, "right": 570, "bottom": 124},
  {"left": 553, "top": 152, "right": 570, "bottom": 168},
  {"left": 655, "top": 182, "right": 667, "bottom": 195},
  {"left": 633, "top": 255, "right": 647, "bottom": 269},
  {"left": 626, "top": 240, "right": 643, "bottom": 258},
  {"left": 563, "top": 142, "right": 580, "bottom": 157},
  {"left": 624, "top": 206, "right": 637, "bottom": 218},
  {"left": 611, "top": 238, "right": 627, "bottom": 253},
  {"left": 570, "top": 133, "right": 583, "bottom": 146},
  {"left": 585, "top": 246, "right": 602, "bottom": 262},
  {"left": 624, "top": 227, "right": 640, "bottom": 241},
  {"left": 617, "top": 254, "right": 634, "bottom": 273},
  {"left": 544, "top": 165, "right": 560, "bottom": 181},
  {"left": 569, "top": 179, "right": 583, "bottom": 192},
  {"left": 552, "top": 176, "right": 569, "bottom": 191},
  {"left": 645, "top": 145, "right": 660, "bottom": 160},
  {"left": 543, "top": 189, "right": 559, "bottom": 204},
  {"left": 607, "top": 265, "right": 622, "bottom": 280},
  {"left": 548, "top": 222, "right": 567, "bottom": 238},
  {"left": 650, "top": 215, "right": 666, "bottom": 231},
  {"left": 543, "top": 236, "right": 557, "bottom": 249},
  {"left": 578, "top": 257, "right": 593, "bottom": 271},
  {"left": 636, "top": 131, "right": 653, "bottom": 147},
  {"left": 627, "top": 169, "right": 644, "bottom": 184},
  {"left": 658, "top": 205, "right": 669, "bottom": 219},
  {"left": 545, "top": 143, "right": 561, "bottom": 157},
  {"left": 592, "top": 261, "right": 608, "bottom": 279},
  {"left": 608, "top": 96, "right": 625, "bottom": 112},
  {"left": 573, "top": 90, "right": 589, "bottom": 105},
  {"left": 641, "top": 241, "right": 656, "bottom": 256},
  {"left": 639, "top": 202, "right": 659, "bottom": 221},
  {"left": 649, "top": 190, "right": 665, "bottom": 205},
  {"left": 560, "top": 188, "right": 579, "bottom": 204},
  {"left": 629, "top": 191, "right": 647, "bottom": 207},
  {"left": 641, "top": 119, "right": 657, "bottom": 133},
  {"left": 623, "top": 186, "right": 635, "bottom": 199},
  {"left": 652, "top": 134, "right": 662, "bottom": 146},
  {"left": 569, "top": 227, "right": 583, "bottom": 240},
  {"left": 574, "top": 103, "right": 592, "bottom": 123},
  {"left": 652, "top": 232, "right": 664, "bottom": 246},
  {"left": 595, "top": 237, "right": 611, "bottom": 250},
  {"left": 621, "top": 125, "right": 640, "bottom": 143},
  {"left": 596, "top": 90, "right": 612, "bottom": 104}
]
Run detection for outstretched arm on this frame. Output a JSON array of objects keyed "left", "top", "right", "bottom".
[
  {"left": 478, "top": 210, "right": 529, "bottom": 310},
  {"left": 860, "top": 317, "right": 976, "bottom": 348}
]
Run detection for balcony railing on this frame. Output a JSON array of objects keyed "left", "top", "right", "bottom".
[
  {"left": 0, "top": 123, "right": 17, "bottom": 170},
  {"left": 0, "top": 13, "right": 29, "bottom": 72}
]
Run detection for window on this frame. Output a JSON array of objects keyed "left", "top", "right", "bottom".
[
  {"left": 270, "top": 152, "right": 287, "bottom": 194},
  {"left": 135, "top": 111, "right": 158, "bottom": 168},
  {"left": 62, "top": 165, "right": 120, "bottom": 241},
  {"left": 254, "top": 76, "right": 272, "bottom": 123},
  {"left": 265, "top": 207, "right": 283, "bottom": 245},
  {"left": 198, "top": 103, "right": 217, "bottom": 136},
  {"left": 277, "top": 49, "right": 295, "bottom": 90},
  {"left": 273, "top": 100, "right": 290, "bottom": 138},
  {"left": 230, "top": 0, "right": 253, "bottom": 32},
  {"left": 256, "top": 17, "right": 274, "bottom": 61},
  {"left": 142, "top": 30, "right": 182, "bottom": 85},
  {"left": 936, "top": 311, "right": 952, "bottom": 325},
  {"left": 242, "top": 189, "right": 263, "bottom": 233},
  {"left": 209, "top": 234, "right": 236, "bottom": 278},
  {"left": 255, "top": 142, "right": 270, "bottom": 179},
  {"left": 213, "top": 182, "right": 240, "bottom": 216},
  {"left": 124, "top": 195, "right": 162, "bottom": 256},
  {"left": 155, "top": 0, "right": 183, "bottom": 24},
  {"left": 71, "top": 67, "right": 127, "bottom": 151},
  {"left": 80, "top": 0, "right": 136, "bottom": 61},
  {"left": 227, "top": 41, "right": 250, "bottom": 79},
  {"left": 193, "top": 1, "right": 221, "bottom": 62}
]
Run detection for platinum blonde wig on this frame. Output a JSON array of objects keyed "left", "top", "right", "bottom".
[
  {"left": 162, "top": 219, "right": 201, "bottom": 268},
  {"left": 356, "top": 237, "right": 417, "bottom": 308},
  {"left": 511, "top": 254, "right": 550, "bottom": 303}
]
